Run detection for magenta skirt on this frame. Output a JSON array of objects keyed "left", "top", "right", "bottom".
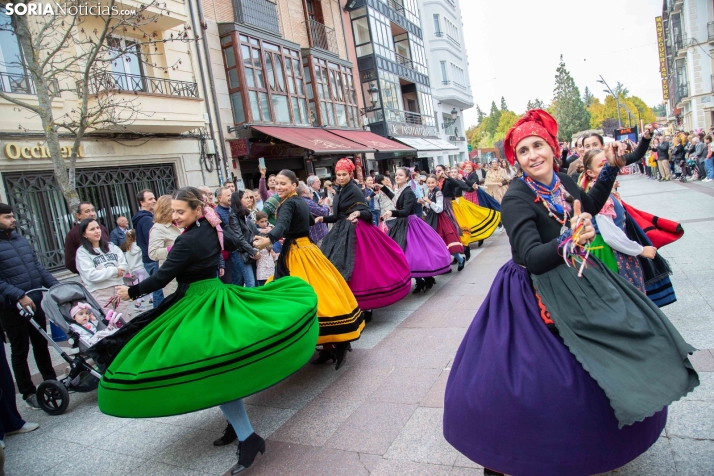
[{"left": 348, "top": 220, "right": 411, "bottom": 309}]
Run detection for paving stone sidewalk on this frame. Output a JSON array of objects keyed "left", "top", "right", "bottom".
[{"left": 5, "top": 174, "right": 714, "bottom": 475}]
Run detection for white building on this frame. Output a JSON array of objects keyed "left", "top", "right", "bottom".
[
  {"left": 419, "top": 0, "right": 474, "bottom": 166},
  {"left": 662, "top": 0, "right": 714, "bottom": 130}
]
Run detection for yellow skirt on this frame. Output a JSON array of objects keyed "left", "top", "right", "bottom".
[
  {"left": 452, "top": 198, "right": 501, "bottom": 245},
  {"left": 270, "top": 237, "right": 364, "bottom": 345}
]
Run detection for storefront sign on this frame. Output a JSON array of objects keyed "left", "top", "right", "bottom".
[
  {"left": 3, "top": 142, "right": 85, "bottom": 160},
  {"left": 387, "top": 122, "right": 437, "bottom": 138},
  {"left": 245, "top": 142, "right": 305, "bottom": 159},
  {"left": 229, "top": 138, "right": 250, "bottom": 157},
  {"left": 448, "top": 136, "right": 466, "bottom": 142},
  {"left": 655, "top": 16, "right": 669, "bottom": 100}
]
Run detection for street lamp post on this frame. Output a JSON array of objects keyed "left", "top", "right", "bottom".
[{"left": 597, "top": 75, "right": 622, "bottom": 127}]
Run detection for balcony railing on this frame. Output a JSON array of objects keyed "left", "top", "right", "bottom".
[
  {"left": 675, "top": 83, "right": 689, "bottom": 104},
  {"left": 0, "top": 71, "right": 59, "bottom": 96},
  {"left": 435, "top": 31, "right": 443, "bottom": 38},
  {"left": 708, "top": 22, "right": 714, "bottom": 41},
  {"left": 442, "top": 80, "right": 450, "bottom": 85},
  {"left": 674, "top": 33, "right": 685, "bottom": 51},
  {"left": 307, "top": 19, "right": 339, "bottom": 54},
  {"left": 233, "top": 0, "right": 281, "bottom": 35},
  {"left": 446, "top": 34, "right": 460, "bottom": 46},
  {"left": 395, "top": 52, "right": 415, "bottom": 69},
  {"left": 86, "top": 71, "right": 199, "bottom": 98},
  {"left": 405, "top": 111, "right": 423, "bottom": 125},
  {"left": 386, "top": 0, "right": 405, "bottom": 15}
]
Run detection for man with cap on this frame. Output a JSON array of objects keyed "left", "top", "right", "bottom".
[{"left": 0, "top": 203, "right": 59, "bottom": 410}]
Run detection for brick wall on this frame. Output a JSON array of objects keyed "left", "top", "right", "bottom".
[{"left": 205, "top": 0, "right": 234, "bottom": 23}]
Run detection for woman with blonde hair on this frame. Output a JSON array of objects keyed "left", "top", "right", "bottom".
[{"left": 148, "top": 194, "right": 181, "bottom": 297}]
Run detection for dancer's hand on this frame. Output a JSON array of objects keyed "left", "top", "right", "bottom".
[
  {"left": 640, "top": 246, "right": 657, "bottom": 259},
  {"left": 605, "top": 144, "right": 625, "bottom": 169},
  {"left": 570, "top": 200, "right": 594, "bottom": 245},
  {"left": 253, "top": 236, "right": 271, "bottom": 250},
  {"left": 314, "top": 216, "right": 324, "bottom": 223},
  {"left": 382, "top": 210, "right": 392, "bottom": 220},
  {"left": 348, "top": 211, "right": 360, "bottom": 223},
  {"left": 115, "top": 286, "right": 130, "bottom": 301}
]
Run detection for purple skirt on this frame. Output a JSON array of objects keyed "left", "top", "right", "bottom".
[
  {"left": 404, "top": 215, "right": 452, "bottom": 278},
  {"left": 444, "top": 260, "right": 666, "bottom": 475}
]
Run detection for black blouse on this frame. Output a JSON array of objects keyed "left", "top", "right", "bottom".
[
  {"left": 323, "top": 180, "right": 372, "bottom": 224},
  {"left": 128, "top": 218, "right": 220, "bottom": 299},
  {"left": 268, "top": 196, "right": 313, "bottom": 243},
  {"left": 380, "top": 185, "right": 417, "bottom": 218},
  {"left": 440, "top": 177, "right": 471, "bottom": 198},
  {"left": 501, "top": 168, "right": 617, "bottom": 275}
]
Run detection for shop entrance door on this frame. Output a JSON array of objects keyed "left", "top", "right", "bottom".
[{"left": 3, "top": 163, "right": 176, "bottom": 271}]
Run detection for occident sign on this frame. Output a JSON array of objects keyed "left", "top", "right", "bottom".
[{"left": 3, "top": 142, "right": 85, "bottom": 160}]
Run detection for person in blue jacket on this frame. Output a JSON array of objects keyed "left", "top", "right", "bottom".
[
  {"left": 131, "top": 189, "right": 163, "bottom": 307},
  {"left": 0, "top": 203, "right": 59, "bottom": 410}
]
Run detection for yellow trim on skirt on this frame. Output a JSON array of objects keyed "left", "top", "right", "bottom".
[
  {"left": 269, "top": 237, "right": 364, "bottom": 344},
  {"left": 452, "top": 198, "right": 501, "bottom": 245}
]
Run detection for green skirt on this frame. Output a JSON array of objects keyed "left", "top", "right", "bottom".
[
  {"left": 589, "top": 234, "right": 618, "bottom": 273},
  {"left": 98, "top": 278, "right": 318, "bottom": 418}
]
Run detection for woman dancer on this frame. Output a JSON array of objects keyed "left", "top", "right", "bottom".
[
  {"left": 579, "top": 149, "right": 656, "bottom": 292},
  {"left": 422, "top": 174, "right": 465, "bottom": 271},
  {"left": 90, "top": 187, "right": 319, "bottom": 475},
  {"left": 319, "top": 159, "right": 410, "bottom": 321},
  {"left": 443, "top": 110, "right": 697, "bottom": 476},
  {"left": 462, "top": 162, "right": 501, "bottom": 213},
  {"left": 436, "top": 165, "right": 500, "bottom": 256},
  {"left": 380, "top": 167, "right": 451, "bottom": 293},
  {"left": 253, "top": 169, "right": 363, "bottom": 370}
]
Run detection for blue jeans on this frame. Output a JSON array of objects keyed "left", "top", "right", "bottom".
[
  {"left": 143, "top": 261, "right": 164, "bottom": 307},
  {"left": 706, "top": 157, "right": 714, "bottom": 179},
  {"left": 233, "top": 254, "right": 256, "bottom": 288},
  {"left": 219, "top": 398, "right": 254, "bottom": 441},
  {"left": 231, "top": 252, "right": 244, "bottom": 286},
  {"left": 371, "top": 210, "right": 380, "bottom": 226}
]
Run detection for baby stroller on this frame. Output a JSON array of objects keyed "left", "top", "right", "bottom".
[{"left": 20, "top": 283, "right": 126, "bottom": 415}]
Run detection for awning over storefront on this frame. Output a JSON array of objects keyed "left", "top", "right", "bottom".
[
  {"left": 391, "top": 136, "right": 442, "bottom": 153},
  {"left": 423, "top": 138, "right": 460, "bottom": 152},
  {"left": 328, "top": 130, "right": 415, "bottom": 152},
  {"left": 251, "top": 126, "right": 375, "bottom": 155}
]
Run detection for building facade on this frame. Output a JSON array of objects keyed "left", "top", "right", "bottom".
[
  {"left": 661, "top": 0, "right": 714, "bottom": 130},
  {"left": 419, "top": 0, "right": 474, "bottom": 166},
  {"left": 202, "top": 0, "right": 416, "bottom": 187},
  {"left": 0, "top": 1, "right": 226, "bottom": 273},
  {"left": 343, "top": 0, "right": 459, "bottom": 173}
]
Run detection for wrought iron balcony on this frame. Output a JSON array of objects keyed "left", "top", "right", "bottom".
[
  {"left": 307, "top": 19, "right": 339, "bottom": 54},
  {"left": 233, "top": 0, "right": 281, "bottom": 35},
  {"left": 674, "top": 83, "right": 689, "bottom": 104},
  {"left": 405, "top": 110, "right": 422, "bottom": 125},
  {"left": 85, "top": 71, "right": 199, "bottom": 98},
  {"left": 387, "top": 0, "right": 405, "bottom": 16},
  {"left": 435, "top": 31, "right": 444, "bottom": 38},
  {"left": 395, "top": 52, "right": 416, "bottom": 69},
  {"left": 0, "top": 71, "right": 59, "bottom": 96},
  {"left": 674, "top": 33, "right": 685, "bottom": 51}
]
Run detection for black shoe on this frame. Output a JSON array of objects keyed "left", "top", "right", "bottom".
[
  {"left": 363, "top": 310, "right": 373, "bottom": 323},
  {"left": 213, "top": 422, "right": 237, "bottom": 447},
  {"left": 312, "top": 348, "right": 336, "bottom": 365},
  {"left": 477, "top": 240, "right": 484, "bottom": 248},
  {"left": 412, "top": 279, "right": 426, "bottom": 295},
  {"left": 230, "top": 433, "right": 266, "bottom": 474},
  {"left": 464, "top": 248, "right": 471, "bottom": 261},
  {"left": 451, "top": 258, "right": 458, "bottom": 265},
  {"left": 457, "top": 260, "right": 465, "bottom": 272},
  {"left": 334, "top": 342, "right": 351, "bottom": 370},
  {"left": 424, "top": 277, "right": 435, "bottom": 290},
  {"left": 484, "top": 469, "right": 504, "bottom": 476}
]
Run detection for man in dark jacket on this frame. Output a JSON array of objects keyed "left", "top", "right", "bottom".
[
  {"left": 0, "top": 204, "right": 58, "bottom": 409},
  {"left": 215, "top": 187, "right": 235, "bottom": 285},
  {"left": 63, "top": 201, "right": 110, "bottom": 274},
  {"left": 131, "top": 189, "right": 162, "bottom": 307}
]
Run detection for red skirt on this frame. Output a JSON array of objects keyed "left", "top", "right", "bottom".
[
  {"left": 436, "top": 213, "right": 464, "bottom": 254},
  {"left": 463, "top": 190, "right": 479, "bottom": 205}
]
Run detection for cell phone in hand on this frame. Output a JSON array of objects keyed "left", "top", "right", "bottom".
[{"left": 258, "top": 157, "right": 266, "bottom": 169}]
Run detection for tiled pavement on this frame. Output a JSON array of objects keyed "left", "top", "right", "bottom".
[{"left": 5, "top": 174, "right": 714, "bottom": 475}]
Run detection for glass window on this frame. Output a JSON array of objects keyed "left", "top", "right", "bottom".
[
  {"left": 228, "top": 69, "right": 240, "bottom": 89},
  {"left": 259, "top": 92, "right": 272, "bottom": 121},
  {"left": 231, "top": 92, "right": 246, "bottom": 123},
  {"left": 275, "top": 55, "right": 286, "bottom": 92},
  {"left": 249, "top": 91, "right": 260, "bottom": 120},
  {"left": 265, "top": 52, "right": 276, "bottom": 89},
  {"left": 352, "top": 17, "right": 371, "bottom": 45},
  {"left": 273, "top": 95, "right": 290, "bottom": 123},
  {"left": 440, "top": 61, "right": 448, "bottom": 82},
  {"left": 336, "top": 104, "right": 347, "bottom": 127},
  {"left": 224, "top": 46, "right": 236, "bottom": 68},
  {"left": 433, "top": 14, "right": 441, "bottom": 34}
]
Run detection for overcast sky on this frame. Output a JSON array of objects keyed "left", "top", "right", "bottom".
[{"left": 458, "top": 0, "right": 664, "bottom": 129}]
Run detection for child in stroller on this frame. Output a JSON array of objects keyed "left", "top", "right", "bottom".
[{"left": 68, "top": 302, "right": 122, "bottom": 347}]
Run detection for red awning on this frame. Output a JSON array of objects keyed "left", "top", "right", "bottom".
[
  {"left": 327, "top": 129, "right": 415, "bottom": 152},
  {"left": 251, "top": 126, "right": 375, "bottom": 155}
]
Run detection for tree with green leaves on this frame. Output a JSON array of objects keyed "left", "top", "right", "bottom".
[
  {"left": 652, "top": 103, "right": 666, "bottom": 117},
  {"left": 500, "top": 96, "right": 508, "bottom": 112},
  {"left": 582, "top": 87, "right": 594, "bottom": 107},
  {"left": 476, "top": 104, "right": 485, "bottom": 124},
  {"left": 614, "top": 82, "right": 629, "bottom": 99},
  {"left": 526, "top": 99, "right": 545, "bottom": 111},
  {"left": 486, "top": 101, "right": 501, "bottom": 136},
  {"left": 552, "top": 56, "right": 590, "bottom": 140}
]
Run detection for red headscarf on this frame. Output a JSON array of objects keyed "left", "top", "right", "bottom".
[
  {"left": 463, "top": 161, "right": 477, "bottom": 171},
  {"left": 504, "top": 109, "right": 560, "bottom": 167},
  {"left": 335, "top": 158, "right": 355, "bottom": 174}
]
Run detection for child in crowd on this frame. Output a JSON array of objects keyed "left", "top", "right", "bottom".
[
  {"left": 254, "top": 211, "right": 277, "bottom": 286},
  {"left": 120, "top": 230, "right": 147, "bottom": 309},
  {"left": 69, "top": 302, "right": 120, "bottom": 347}
]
